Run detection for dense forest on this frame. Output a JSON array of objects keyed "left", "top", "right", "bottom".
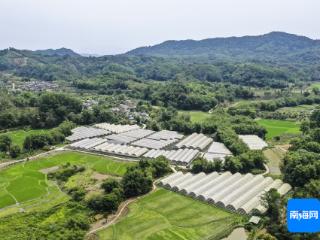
[{"left": 1, "top": 32, "right": 320, "bottom": 89}]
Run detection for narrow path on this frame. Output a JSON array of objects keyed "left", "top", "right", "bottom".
[
  {"left": 87, "top": 182, "right": 157, "bottom": 236},
  {"left": 4, "top": 188, "right": 19, "bottom": 205},
  {"left": 262, "top": 163, "right": 270, "bottom": 176},
  {"left": 0, "top": 147, "right": 65, "bottom": 170},
  {"left": 87, "top": 198, "right": 136, "bottom": 235}
]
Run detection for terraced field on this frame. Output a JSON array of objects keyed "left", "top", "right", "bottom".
[
  {"left": 98, "top": 188, "right": 245, "bottom": 240},
  {"left": 256, "top": 119, "right": 301, "bottom": 140},
  {"left": 0, "top": 151, "right": 135, "bottom": 215}
]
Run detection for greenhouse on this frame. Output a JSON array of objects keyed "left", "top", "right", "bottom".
[
  {"left": 144, "top": 148, "right": 199, "bottom": 165},
  {"left": 159, "top": 171, "right": 291, "bottom": 214},
  {"left": 176, "top": 133, "right": 213, "bottom": 150}
]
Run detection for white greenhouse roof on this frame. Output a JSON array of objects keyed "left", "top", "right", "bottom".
[
  {"left": 144, "top": 148, "right": 199, "bottom": 165},
  {"left": 207, "top": 142, "right": 232, "bottom": 155},
  {"left": 105, "top": 133, "right": 137, "bottom": 144},
  {"left": 94, "top": 123, "right": 140, "bottom": 133},
  {"left": 159, "top": 171, "right": 291, "bottom": 215},
  {"left": 147, "top": 130, "right": 184, "bottom": 140},
  {"left": 94, "top": 142, "right": 148, "bottom": 157},
  {"left": 203, "top": 142, "right": 232, "bottom": 162},
  {"left": 176, "top": 133, "right": 213, "bottom": 150},
  {"left": 132, "top": 138, "right": 177, "bottom": 149},
  {"left": 238, "top": 135, "right": 268, "bottom": 150},
  {"left": 69, "top": 137, "right": 108, "bottom": 149},
  {"left": 121, "top": 129, "right": 155, "bottom": 139},
  {"left": 67, "top": 127, "right": 110, "bottom": 142}
]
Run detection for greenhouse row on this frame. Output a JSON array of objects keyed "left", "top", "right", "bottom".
[
  {"left": 94, "top": 123, "right": 140, "bottom": 133},
  {"left": 121, "top": 128, "right": 155, "bottom": 139},
  {"left": 203, "top": 142, "right": 233, "bottom": 162},
  {"left": 69, "top": 136, "right": 148, "bottom": 157},
  {"left": 69, "top": 137, "right": 108, "bottom": 150},
  {"left": 148, "top": 130, "right": 184, "bottom": 140},
  {"left": 105, "top": 133, "right": 137, "bottom": 144},
  {"left": 143, "top": 148, "right": 200, "bottom": 165},
  {"left": 238, "top": 135, "right": 268, "bottom": 150},
  {"left": 132, "top": 138, "right": 178, "bottom": 150},
  {"left": 159, "top": 171, "right": 291, "bottom": 214},
  {"left": 66, "top": 127, "right": 110, "bottom": 142},
  {"left": 175, "top": 133, "right": 213, "bottom": 150},
  {"left": 94, "top": 141, "right": 148, "bottom": 157}
]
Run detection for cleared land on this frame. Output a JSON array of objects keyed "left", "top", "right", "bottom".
[
  {"left": 0, "top": 151, "right": 135, "bottom": 213},
  {"left": 179, "top": 111, "right": 211, "bottom": 123},
  {"left": 263, "top": 147, "right": 286, "bottom": 175},
  {"left": 256, "top": 119, "right": 300, "bottom": 140},
  {"left": 0, "top": 129, "right": 49, "bottom": 148},
  {"left": 98, "top": 188, "right": 245, "bottom": 240},
  {"left": 308, "top": 82, "right": 320, "bottom": 89}
]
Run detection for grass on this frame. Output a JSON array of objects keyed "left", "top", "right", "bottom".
[
  {"left": 308, "top": 82, "right": 320, "bottom": 89},
  {"left": 0, "top": 129, "right": 50, "bottom": 148},
  {"left": 256, "top": 119, "right": 301, "bottom": 140},
  {"left": 263, "top": 147, "right": 286, "bottom": 175},
  {"left": 98, "top": 188, "right": 245, "bottom": 240},
  {"left": 179, "top": 111, "right": 211, "bottom": 123},
  {"left": 0, "top": 151, "right": 135, "bottom": 212}
]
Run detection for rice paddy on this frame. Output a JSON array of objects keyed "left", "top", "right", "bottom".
[
  {"left": 0, "top": 151, "right": 135, "bottom": 213},
  {"left": 97, "top": 188, "right": 245, "bottom": 240},
  {"left": 256, "top": 119, "right": 301, "bottom": 140}
]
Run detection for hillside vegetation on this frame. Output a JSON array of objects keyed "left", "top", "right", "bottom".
[{"left": 1, "top": 32, "right": 320, "bottom": 89}]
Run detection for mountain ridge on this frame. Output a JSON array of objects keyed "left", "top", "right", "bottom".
[{"left": 126, "top": 32, "right": 320, "bottom": 62}]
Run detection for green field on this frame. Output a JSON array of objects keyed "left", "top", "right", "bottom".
[
  {"left": 98, "top": 188, "right": 245, "bottom": 240},
  {"left": 257, "top": 119, "right": 301, "bottom": 140},
  {"left": 179, "top": 111, "right": 211, "bottom": 123},
  {"left": 0, "top": 151, "right": 135, "bottom": 212},
  {"left": 0, "top": 129, "right": 50, "bottom": 148},
  {"left": 308, "top": 82, "right": 320, "bottom": 89}
]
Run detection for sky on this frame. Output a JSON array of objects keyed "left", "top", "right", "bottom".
[{"left": 1, "top": 0, "right": 319, "bottom": 55}]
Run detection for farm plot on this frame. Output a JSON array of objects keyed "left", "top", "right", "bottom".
[
  {"left": 97, "top": 188, "right": 245, "bottom": 240},
  {"left": 0, "top": 151, "right": 135, "bottom": 211},
  {"left": 179, "top": 111, "right": 212, "bottom": 123},
  {"left": 0, "top": 129, "right": 50, "bottom": 148},
  {"left": 256, "top": 119, "right": 301, "bottom": 140}
]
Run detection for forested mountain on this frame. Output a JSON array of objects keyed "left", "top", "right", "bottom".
[
  {"left": 34, "top": 48, "right": 80, "bottom": 57},
  {"left": 128, "top": 32, "right": 320, "bottom": 63},
  {"left": 0, "top": 32, "right": 320, "bottom": 88}
]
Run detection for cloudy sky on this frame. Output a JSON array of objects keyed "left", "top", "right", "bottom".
[{"left": 1, "top": 0, "right": 319, "bottom": 55}]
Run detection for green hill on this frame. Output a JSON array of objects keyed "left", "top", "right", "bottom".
[{"left": 127, "top": 32, "right": 320, "bottom": 63}]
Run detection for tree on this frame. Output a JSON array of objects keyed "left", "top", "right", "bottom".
[
  {"left": 101, "top": 179, "right": 121, "bottom": 194},
  {"left": 261, "top": 189, "right": 281, "bottom": 223},
  {"left": 282, "top": 151, "right": 319, "bottom": 187},
  {"left": 191, "top": 157, "right": 223, "bottom": 174},
  {"left": 151, "top": 156, "right": 172, "bottom": 178},
  {"left": 0, "top": 135, "right": 12, "bottom": 152},
  {"left": 86, "top": 192, "right": 121, "bottom": 213},
  {"left": 224, "top": 151, "right": 265, "bottom": 173},
  {"left": 23, "top": 133, "right": 52, "bottom": 150},
  {"left": 295, "top": 179, "right": 320, "bottom": 198},
  {"left": 122, "top": 168, "right": 153, "bottom": 198},
  {"left": 9, "top": 144, "right": 21, "bottom": 158},
  {"left": 311, "top": 128, "right": 320, "bottom": 142},
  {"left": 300, "top": 121, "right": 310, "bottom": 135}
]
